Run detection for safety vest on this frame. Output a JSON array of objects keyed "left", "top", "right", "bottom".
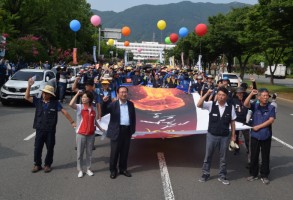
[
  {"left": 232, "top": 98, "right": 248, "bottom": 123},
  {"left": 33, "top": 99, "right": 58, "bottom": 131},
  {"left": 208, "top": 101, "right": 232, "bottom": 136}
]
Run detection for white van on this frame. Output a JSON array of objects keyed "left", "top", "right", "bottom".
[{"left": 264, "top": 64, "right": 286, "bottom": 78}]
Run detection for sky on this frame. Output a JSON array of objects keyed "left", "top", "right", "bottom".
[{"left": 87, "top": 0, "right": 258, "bottom": 12}]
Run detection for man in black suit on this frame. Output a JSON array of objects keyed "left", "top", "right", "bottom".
[{"left": 106, "top": 86, "right": 136, "bottom": 179}]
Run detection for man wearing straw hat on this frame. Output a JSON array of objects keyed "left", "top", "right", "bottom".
[
  {"left": 97, "top": 79, "right": 116, "bottom": 120},
  {"left": 25, "top": 78, "right": 76, "bottom": 173}
]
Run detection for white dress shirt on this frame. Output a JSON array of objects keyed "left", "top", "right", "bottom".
[
  {"left": 119, "top": 100, "right": 130, "bottom": 125},
  {"left": 203, "top": 101, "right": 237, "bottom": 120}
]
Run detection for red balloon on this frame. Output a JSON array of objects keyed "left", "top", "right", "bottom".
[
  {"left": 169, "top": 33, "right": 179, "bottom": 43},
  {"left": 195, "top": 24, "right": 208, "bottom": 37}
]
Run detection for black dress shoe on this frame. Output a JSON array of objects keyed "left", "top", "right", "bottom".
[
  {"left": 119, "top": 170, "right": 132, "bottom": 177},
  {"left": 110, "top": 171, "right": 117, "bottom": 179}
]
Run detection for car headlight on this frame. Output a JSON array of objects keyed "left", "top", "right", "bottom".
[
  {"left": 31, "top": 85, "right": 40, "bottom": 91},
  {"left": 2, "top": 85, "right": 8, "bottom": 90}
]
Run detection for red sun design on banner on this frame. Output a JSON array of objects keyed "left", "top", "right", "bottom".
[{"left": 127, "top": 86, "right": 197, "bottom": 139}]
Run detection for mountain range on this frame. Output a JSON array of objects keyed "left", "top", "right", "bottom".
[{"left": 92, "top": 1, "right": 249, "bottom": 42}]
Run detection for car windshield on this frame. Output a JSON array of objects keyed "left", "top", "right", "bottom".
[
  {"left": 223, "top": 74, "right": 238, "bottom": 79},
  {"left": 11, "top": 71, "right": 44, "bottom": 81},
  {"left": 67, "top": 68, "right": 74, "bottom": 75}
]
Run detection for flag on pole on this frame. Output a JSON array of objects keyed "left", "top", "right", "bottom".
[
  {"left": 0, "top": 35, "right": 6, "bottom": 57},
  {"left": 93, "top": 46, "right": 97, "bottom": 63},
  {"left": 124, "top": 51, "right": 128, "bottom": 66},
  {"left": 73, "top": 48, "right": 77, "bottom": 64},
  {"left": 169, "top": 56, "right": 174, "bottom": 67},
  {"left": 181, "top": 52, "right": 184, "bottom": 67},
  {"left": 159, "top": 50, "right": 163, "bottom": 63},
  {"left": 196, "top": 55, "right": 202, "bottom": 71}
]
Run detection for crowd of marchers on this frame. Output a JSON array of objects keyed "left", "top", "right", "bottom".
[{"left": 11, "top": 61, "right": 277, "bottom": 185}]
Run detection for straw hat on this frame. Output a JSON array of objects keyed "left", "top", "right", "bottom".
[
  {"left": 196, "top": 75, "right": 203, "bottom": 80},
  {"left": 101, "top": 74, "right": 113, "bottom": 80},
  {"left": 41, "top": 85, "right": 56, "bottom": 96},
  {"left": 101, "top": 80, "right": 110, "bottom": 84}
]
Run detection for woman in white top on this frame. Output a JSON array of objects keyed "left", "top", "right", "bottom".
[{"left": 69, "top": 90, "right": 104, "bottom": 178}]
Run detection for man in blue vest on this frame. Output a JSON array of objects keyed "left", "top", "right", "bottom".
[
  {"left": 97, "top": 80, "right": 116, "bottom": 120},
  {"left": 131, "top": 69, "right": 143, "bottom": 85},
  {"left": 244, "top": 88, "right": 275, "bottom": 185},
  {"left": 189, "top": 75, "right": 204, "bottom": 94},
  {"left": 25, "top": 79, "right": 75, "bottom": 173},
  {"left": 197, "top": 87, "right": 236, "bottom": 185}
]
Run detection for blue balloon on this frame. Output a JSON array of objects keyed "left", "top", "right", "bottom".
[
  {"left": 179, "top": 27, "right": 189, "bottom": 38},
  {"left": 70, "top": 20, "right": 81, "bottom": 32}
]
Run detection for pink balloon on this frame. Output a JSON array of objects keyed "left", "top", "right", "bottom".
[
  {"left": 137, "top": 47, "right": 142, "bottom": 53},
  {"left": 91, "top": 15, "right": 101, "bottom": 27}
]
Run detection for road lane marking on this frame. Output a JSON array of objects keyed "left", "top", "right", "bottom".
[
  {"left": 290, "top": 114, "right": 293, "bottom": 116},
  {"left": 272, "top": 136, "right": 293, "bottom": 150},
  {"left": 157, "top": 152, "right": 175, "bottom": 200},
  {"left": 24, "top": 132, "right": 36, "bottom": 141}
]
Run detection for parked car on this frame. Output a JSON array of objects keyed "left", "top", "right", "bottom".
[
  {"left": 52, "top": 65, "right": 82, "bottom": 92},
  {"left": 0, "top": 69, "right": 56, "bottom": 105},
  {"left": 217, "top": 73, "right": 242, "bottom": 87},
  {"left": 66, "top": 65, "right": 82, "bottom": 91}
]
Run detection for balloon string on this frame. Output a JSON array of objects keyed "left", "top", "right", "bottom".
[
  {"left": 94, "top": 28, "right": 97, "bottom": 46},
  {"left": 75, "top": 32, "right": 76, "bottom": 48},
  {"left": 199, "top": 38, "right": 202, "bottom": 54}
]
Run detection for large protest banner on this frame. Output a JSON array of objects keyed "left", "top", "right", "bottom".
[{"left": 97, "top": 86, "right": 250, "bottom": 139}]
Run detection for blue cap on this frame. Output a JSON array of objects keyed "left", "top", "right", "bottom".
[{"left": 223, "top": 77, "right": 229, "bottom": 80}]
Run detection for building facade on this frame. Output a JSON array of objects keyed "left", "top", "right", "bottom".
[{"left": 114, "top": 41, "right": 175, "bottom": 61}]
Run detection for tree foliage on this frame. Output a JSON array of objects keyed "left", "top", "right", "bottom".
[
  {"left": 169, "top": 0, "right": 292, "bottom": 84},
  {"left": 0, "top": 0, "right": 108, "bottom": 63}
]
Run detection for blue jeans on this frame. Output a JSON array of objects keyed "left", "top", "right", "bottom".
[
  {"left": 58, "top": 82, "right": 66, "bottom": 101},
  {"left": 202, "top": 132, "right": 230, "bottom": 178}
]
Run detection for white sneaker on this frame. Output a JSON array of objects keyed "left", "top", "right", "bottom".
[
  {"left": 78, "top": 171, "right": 83, "bottom": 178},
  {"left": 86, "top": 169, "right": 94, "bottom": 176}
]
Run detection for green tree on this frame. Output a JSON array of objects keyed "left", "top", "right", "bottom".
[
  {"left": 1, "top": 0, "right": 96, "bottom": 63},
  {"left": 225, "top": 7, "right": 260, "bottom": 79},
  {"left": 247, "top": 0, "right": 292, "bottom": 84}
]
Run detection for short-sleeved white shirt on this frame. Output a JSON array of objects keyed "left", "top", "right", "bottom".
[{"left": 202, "top": 101, "right": 237, "bottom": 120}]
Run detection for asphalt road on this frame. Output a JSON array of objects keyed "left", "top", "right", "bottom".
[
  {"left": 243, "top": 74, "right": 293, "bottom": 88},
  {"left": 0, "top": 98, "right": 292, "bottom": 200}
]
